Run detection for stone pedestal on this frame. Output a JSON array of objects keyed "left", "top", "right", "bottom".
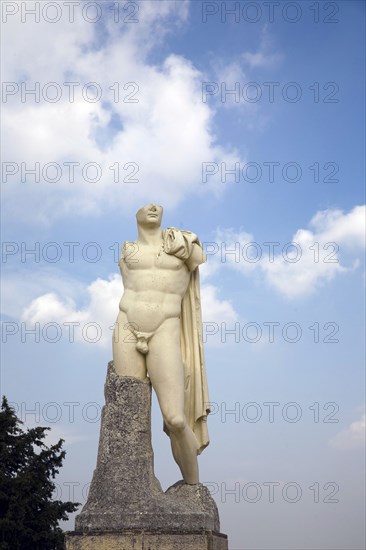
[
  {"left": 65, "top": 530, "right": 228, "bottom": 549},
  {"left": 66, "top": 362, "right": 228, "bottom": 549}
]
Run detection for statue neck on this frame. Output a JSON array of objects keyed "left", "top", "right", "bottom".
[{"left": 137, "top": 225, "right": 163, "bottom": 247}]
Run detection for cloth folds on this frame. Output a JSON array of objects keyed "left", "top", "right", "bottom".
[{"left": 162, "top": 227, "right": 210, "bottom": 455}]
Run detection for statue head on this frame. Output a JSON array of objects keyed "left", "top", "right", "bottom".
[{"left": 136, "top": 204, "right": 163, "bottom": 228}]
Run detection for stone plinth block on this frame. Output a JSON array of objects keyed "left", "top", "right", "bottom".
[{"left": 65, "top": 530, "right": 228, "bottom": 550}]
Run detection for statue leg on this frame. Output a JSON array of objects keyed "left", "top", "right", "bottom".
[
  {"left": 112, "top": 310, "right": 147, "bottom": 378},
  {"left": 146, "top": 317, "right": 199, "bottom": 485}
]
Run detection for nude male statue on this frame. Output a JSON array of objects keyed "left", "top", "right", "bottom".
[{"left": 112, "top": 204, "right": 210, "bottom": 485}]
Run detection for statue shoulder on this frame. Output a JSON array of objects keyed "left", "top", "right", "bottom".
[
  {"left": 164, "top": 227, "right": 206, "bottom": 271},
  {"left": 120, "top": 240, "right": 139, "bottom": 263},
  {"left": 165, "top": 226, "right": 196, "bottom": 238}
]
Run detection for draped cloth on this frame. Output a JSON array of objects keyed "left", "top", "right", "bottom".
[{"left": 162, "top": 227, "right": 210, "bottom": 455}]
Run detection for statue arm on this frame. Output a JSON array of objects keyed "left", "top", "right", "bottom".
[
  {"left": 185, "top": 243, "right": 207, "bottom": 272},
  {"left": 163, "top": 227, "right": 206, "bottom": 271}
]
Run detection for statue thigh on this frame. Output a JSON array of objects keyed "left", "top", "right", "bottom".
[
  {"left": 112, "top": 310, "right": 147, "bottom": 378},
  {"left": 146, "top": 317, "right": 186, "bottom": 423}
]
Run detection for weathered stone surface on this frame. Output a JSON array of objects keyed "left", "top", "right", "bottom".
[
  {"left": 75, "top": 362, "right": 221, "bottom": 533},
  {"left": 165, "top": 480, "right": 220, "bottom": 531},
  {"left": 65, "top": 530, "right": 228, "bottom": 550},
  {"left": 76, "top": 363, "right": 160, "bottom": 530}
]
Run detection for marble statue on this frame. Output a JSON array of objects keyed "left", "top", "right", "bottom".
[
  {"left": 67, "top": 204, "right": 229, "bottom": 549},
  {"left": 112, "top": 204, "right": 210, "bottom": 485}
]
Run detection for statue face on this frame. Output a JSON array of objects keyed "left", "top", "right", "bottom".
[{"left": 136, "top": 204, "right": 163, "bottom": 227}]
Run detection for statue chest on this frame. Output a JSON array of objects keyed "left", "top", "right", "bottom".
[{"left": 121, "top": 246, "right": 185, "bottom": 272}]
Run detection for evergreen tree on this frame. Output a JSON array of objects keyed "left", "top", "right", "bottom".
[{"left": 0, "top": 396, "right": 79, "bottom": 549}]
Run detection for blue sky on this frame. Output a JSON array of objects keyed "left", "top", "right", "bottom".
[{"left": 1, "top": 1, "right": 365, "bottom": 549}]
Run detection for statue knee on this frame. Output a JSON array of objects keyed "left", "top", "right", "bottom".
[{"left": 165, "top": 414, "right": 186, "bottom": 433}]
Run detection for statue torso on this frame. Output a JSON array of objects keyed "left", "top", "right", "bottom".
[{"left": 118, "top": 241, "right": 191, "bottom": 331}]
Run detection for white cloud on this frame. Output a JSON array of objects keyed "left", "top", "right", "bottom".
[
  {"left": 241, "top": 24, "right": 283, "bottom": 69},
  {"left": 201, "top": 284, "right": 238, "bottom": 325},
  {"left": 329, "top": 412, "right": 366, "bottom": 450},
  {"left": 210, "top": 205, "right": 365, "bottom": 298},
  {"left": 309, "top": 205, "right": 365, "bottom": 249},
  {"left": 21, "top": 275, "right": 122, "bottom": 346},
  {"left": 211, "top": 60, "right": 247, "bottom": 89},
  {"left": 201, "top": 284, "right": 240, "bottom": 347},
  {"left": 2, "top": 0, "right": 242, "bottom": 225},
  {"left": 1, "top": 268, "right": 87, "bottom": 319},
  {"left": 212, "top": 24, "right": 282, "bottom": 82},
  {"left": 241, "top": 50, "right": 282, "bottom": 69},
  {"left": 206, "top": 25, "right": 282, "bottom": 126}
]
